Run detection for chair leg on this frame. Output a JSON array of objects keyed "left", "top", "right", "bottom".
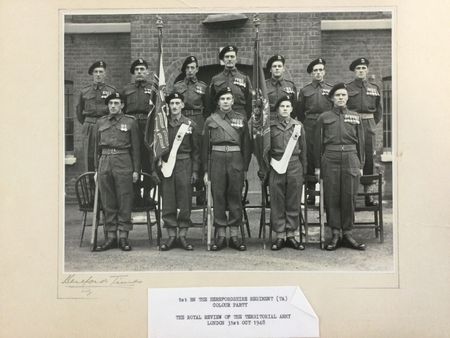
[
  {"left": 243, "top": 207, "right": 251, "bottom": 238},
  {"left": 102, "top": 211, "right": 107, "bottom": 239},
  {"left": 379, "top": 204, "right": 384, "bottom": 243},
  {"left": 201, "top": 205, "right": 206, "bottom": 244},
  {"left": 374, "top": 210, "right": 379, "bottom": 238},
  {"left": 146, "top": 211, "right": 152, "bottom": 245},
  {"left": 79, "top": 211, "right": 87, "bottom": 247}
]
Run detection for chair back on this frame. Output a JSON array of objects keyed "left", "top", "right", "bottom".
[{"left": 74, "top": 172, "right": 96, "bottom": 211}]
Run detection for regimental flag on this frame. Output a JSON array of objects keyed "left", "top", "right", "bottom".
[
  {"left": 144, "top": 25, "right": 170, "bottom": 164},
  {"left": 251, "top": 34, "right": 271, "bottom": 176}
]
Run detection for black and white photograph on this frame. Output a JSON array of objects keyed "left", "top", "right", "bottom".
[{"left": 63, "top": 9, "right": 395, "bottom": 272}]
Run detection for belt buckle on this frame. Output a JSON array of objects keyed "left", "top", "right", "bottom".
[{"left": 225, "top": 145, "right": 229, "bottom": 152}]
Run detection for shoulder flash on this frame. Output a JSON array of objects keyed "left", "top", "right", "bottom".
[{"left": 124, "top": 114, "right": 137, "bottom": 120}]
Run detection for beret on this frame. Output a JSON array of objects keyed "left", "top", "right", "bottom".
[
  {"left": 104, "top": 92, "right": 123, "bottom": 104},
  {"left": 88, "top": 60, "right": 106, "bottom": 75},
  {"left": 219, "top": 45, "right": 238, "bottom": 60},
  {"left": 215, "top": 86, "right": 233, "bottom": 101},
  {"left": 274, "top": 95, "right": 294, "bottom": 111},
  {"left": 181, "top": 56, "right": 198, "bottom": 73},
  {"left": 130, "top": 58, "right": 148, "bottom": 74},
  {"left": 165, "top": 92, "right": 184, "bottom": 104},
  {"left": 349, "top": 57, "right": 369, "bottom": 71},
  {"left": 266, "top": 55, "right": 285, "bottom": 70},
  {"left": 307, "top": 58, "right": 326, "bottom": 74},
  {"left": 328, "top": 83, "right": 347, "bottom": 98}
]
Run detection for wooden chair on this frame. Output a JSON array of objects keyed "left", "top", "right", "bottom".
[
  {"left": 303, "top": 175, "right": 326, "bottom": 248},
  {"left": 354, "top": 173, "right": 384, "bottom": 242},
  {"left": 74, "top": 172, "right": 105, "bottom": 247}
]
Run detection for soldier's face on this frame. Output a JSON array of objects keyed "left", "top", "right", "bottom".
[
  {"left": 270, "top": 61, "right": 285, "bottom": 78},
  {"left": 169, "top": 98, "right": 185, "bottom": 116},
  {"left": 218, "top": 93, "right": 234, "bottom": 111},
  {"left": 354, "top": 65, "right": 368, "bottom": 80},
  {"left": 92, "top": 67, "right": 106, "bottom": 84},
  {"left": 223, "top": 51, "right": 237, "bottom": 69},
  {"left": 134, "top": 65, "right": 148, "bottom": 81},
  {"left": 277, "top": 101, "right": 293, "bottom": 118},
  {"left": 332, "top": 89, "right": 348, "bottom": 107},
  {"left": 108, "top": 99, "right": 124, "bottom": 115},
  {"left": 185, "top": 62, "right": 198, "bottom": 79},
  {"left": 311, "top": 64, "right": 325, "bottom": 81}
]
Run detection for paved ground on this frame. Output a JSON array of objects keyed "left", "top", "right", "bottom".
[{"left": 64, "top": 194, "right": 394, "bottom": 272}]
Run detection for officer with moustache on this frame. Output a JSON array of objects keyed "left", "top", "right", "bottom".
[
  {"left": 94, "top": 92, "right": 140, "bottom": 252},
  {"left": 173, "top": 56, "right": 208, "bottom": 205},
  {"left": 203, "top": 87, "right": 252, "bottom": 251},
  {"left": 208, "top": 45, "right": 253, "bottom": 119},
  {"left": 314, "top": 83, "right": 366, "bottom": 251},
  {"left": 297, "top": 58, "right": 333, "bottom": 205},
  {"left": 265, "top": 55, "right": 297, "bottom": 120},
  {"left": 122, "top": 58, "right": 158, "bottom": 202},
  {"left": 159, "top": 93, "right": 200, "bottom": 251},
  {"left": 346, "top": 57, "right": 382, "bottom": 206},
  {"left": 269, "top": 96, "right": 307, "bottom": 251},
  {"left": 76, "top": 61, "right": 116, "bottom": 172}
]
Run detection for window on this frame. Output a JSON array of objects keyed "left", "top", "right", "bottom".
[
  {"left": 65, "top": 80, "right": 75, "bottom": 153},
  {"left": 382, "top": 76, "right": 392, "bottom": 150}
]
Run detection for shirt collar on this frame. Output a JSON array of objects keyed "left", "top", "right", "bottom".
[
  {"left": 93, "top": 82, "right": 104, "bottom": 90},
  {"left": 223, "top": 68, "right": 237, "bottom": 76},
  {"left": 185, "top": 76, "right": 198, "bottom": 84},
  {"left": 134, "top": 80, "right": 147, "bottom": 87},
  {"left": 354, "top": 78, "right": 367, "bottom": 87},
  {"left": 108, "top": 112, "right": 124, "bottom": 121},
  {"left": 270, "top": 77, "right": 283, "bottom": 86},
  {"left": 311, "top": 80, "right": 323, "bottom": 88},
  {"left": 332, "top": 106, "right": 347, "bottom": 115}
]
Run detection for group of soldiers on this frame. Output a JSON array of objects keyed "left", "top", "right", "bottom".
[{"left": 76, "top": 45, "right": 382, "bottom": 253}]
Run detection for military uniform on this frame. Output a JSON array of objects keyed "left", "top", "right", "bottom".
[
  {"left": 346, "top": 78, "right": 382, "bottom": 180},
  {"left": 161, "top": 114, "right": 200, "bottom": 236},
  {"left": 94, "top": 112, "right": 141, "bottom": 234},
  {"left": 202, "top": 105, "right": 252, "bottom": 247},
  {"left": 208, "top": 69, "right": 253, "bottom": 119},
  {"left": 314, "top": 103, "right": 365, "bottom": 236},
  {"left": 297, "top": 80, "right": 333, "bottom": 180},
  {"left": 76, "top": 82, "right": 116, "bottom": 171},
  {"left": 266, "top": 78, "right": 297, "bottom": 119},
  {"left": 269, "top": 116, "right": 307, "bottom": 236}
]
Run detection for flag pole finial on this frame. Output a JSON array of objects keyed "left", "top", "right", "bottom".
[
  {"left": 156, "top": 15, "right": 164, "bottom": 29},
  {"left": 253, "top": 14, "right": 260, "bottom": 28}
]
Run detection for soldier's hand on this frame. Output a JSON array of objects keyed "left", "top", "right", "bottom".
[
  {"left": 151, "top": 171, "right": 160, "bottom": 185},
  {"left": 203, "top": 173, "right": 209, "bottom": 185},
  {"left": 257, "top": 170, "right": 266, "bottom": 182},
  {"left": 315, "top": 168, "right": 320, "bottom": 180},
  {"left": 132, "top": 171, "right": 139, "bottom": 183},
  {"left": 191, "top": 171, "right": 199, "bottom": 185},
  {"left": 360, "top": 169, "right": 363, "bottom": 176}
]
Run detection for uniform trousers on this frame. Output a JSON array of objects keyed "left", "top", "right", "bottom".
[
  {"left": 303, "top": 118, "right": 318, "bottom": 177},
  {"left": 210, "top": 150, "right": 244, "bottom": 229},
  {"left": 81, "top": 119, "right": 97, "bottom": 172},
  {"left": 321, "top": 150, "right": 360, "bottom": 231},
  {"left": 161, "top": 158, "right": 193, "bottom": 229},
  {"left": 361, "top": 119, "right": 376, "bottom": 178},
  {"left": 269, "top": 159, "right": 304, "bottom": 233},
  {"left": 98, "top": 153, "right": 134, "bottom": 232}
]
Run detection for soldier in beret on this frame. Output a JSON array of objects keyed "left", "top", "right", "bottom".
[
  {"left": 159, "top": 93, "right": 200, "bottom": 251},
  {"left": 208, "top": 45, "right": 253, "bottom": 120},
  {"left": 76, "top": 61, "right": 116, "bottom": 172},
  {"left": 94, "top": 92, "right": 140, "bottom": 252},
  {"left": 346, "top": 57, "right": 383, "bottom": 206},
  {"left": 121, "top": 58, "right": 158, "bottom": 203},
  {"left": 297, "top": 58, "right": 333, "bottom": 205},
  {"left": 269, "top": 96, "right": 307, "bottom": 251},
  {"left": 202, "top": 87, "right": 252, "bottom": 251},
  {"left": 265, "top": 54, "right": 297, "bottom": 120},
  {"left": 314, "top": 83, "right": 366, "bottom": 251},
  {"left": 172, "top": 56, "right": 208, "bottom": 205}
]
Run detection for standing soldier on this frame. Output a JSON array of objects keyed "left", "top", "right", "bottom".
[
  {"left": 208, "top": 45, "right": 253, "bottom": 119},
  {"left": 76, "top": 61, "right": 116, "bottom": 172},
  {"left": 94, "top": 92, "right": 140, "bottom": 252},
  {"left": 265, "top": 55, "right": 297, "bottom": 120},
  {"left": 203, "top": 87, "right": 252, "bottom": 251},
  {"left": 269, "top": 96, "right": 307, "bottom": 251},
  {"left": 159, "top": 93, "right": 200, "bottom": 251},
  {"left": 346, "top": 57, "right": 382, "bottom": 206},
  {"left": 173, "top": 56, "right": 207, "bottom": 204},
  {"left": 297, "top": 58, "right": 333, "bottom": 205},
  {"left": 314, "top": 83, "right": 366, "bottom": 251},
  {"left": 122, "top": 58, "right": 158, "bottom": 202}
]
